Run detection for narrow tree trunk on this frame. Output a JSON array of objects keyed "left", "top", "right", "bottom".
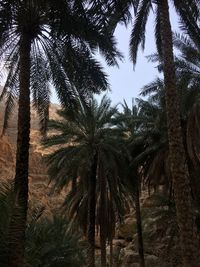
[
  {"left": 72, "top": 175, "right": 77, "bottom": 194},
  {"left": 87, "top": 155, "right": 97, "bottom": 267},
  {"left": 8, "top": 34, "right": 31, "bottom": 267},
  {"left": 158, "top": 1, "right": 200, "bottom": 266},
  {"left": 109, "top": 239, "right": 113, "bottom": 267},
  {"left": 109, "top": 191, "right": 115, "bottom": 267},
  {"left": 100, "top": 172, "right": 107, "bottom": 267},
  {"left": 100, "top": 215, "right": 107, "bottom": 267},
  {"left": 135, "top": 186, "right": 145, "bottom": 267}
]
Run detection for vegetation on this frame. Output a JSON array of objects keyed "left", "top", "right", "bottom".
[
  {"left": 0, "top": 1, "right": 200, "bottom": 267},
  {"left": 0, "top": 1, "right": 120, "bottom": 265},
  {"left": 0, "top": 183, "right": 85, "bottom": 267},
  {"left": 43, "top": 96, "right": 130, "bottom": 267}
]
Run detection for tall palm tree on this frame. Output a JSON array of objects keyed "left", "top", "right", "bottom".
[
  {"left": 43, "top": 96, "right": 128, "bottom": 267},
  {"left": 0, "top": 1, "right": 121, "bottom": 265},
  {"left": 115, "top": 100, "right": 146, "bottom": 267},
  {"left": 95, "top": 1, "right": 200, "bottom": 265}
]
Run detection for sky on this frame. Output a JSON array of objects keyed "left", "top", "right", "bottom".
[{"left": 92, "top": 7, "right": 179, "bottom": 107}]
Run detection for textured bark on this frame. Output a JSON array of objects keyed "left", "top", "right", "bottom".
[
  {"left": 87, "top": 155, "right": 97, "bottom": 267},
  {"left": 100, "top": 172, "right": 107, "bottom": 267},
  {"left": 135, "top": 186, "right": 145, "bottom": 267},
  {"left": 8, "top": 34, "right": 31, "bottom": 267},
  {"left": 158, "top": 1, "right": 200, "bottom": 266}
]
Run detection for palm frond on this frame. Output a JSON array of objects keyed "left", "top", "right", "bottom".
[{"left": 129, "top": 0, "right": 152, "bottom": 65}]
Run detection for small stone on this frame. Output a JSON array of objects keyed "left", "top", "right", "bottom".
[{"left": 145, "top": 254, "right": 158, "bottom": 266}]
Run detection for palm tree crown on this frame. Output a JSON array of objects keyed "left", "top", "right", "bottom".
[{"left": 0, "top": 0, "right": 121, "bottom": 132}]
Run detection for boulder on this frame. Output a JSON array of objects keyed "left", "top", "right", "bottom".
[
  {"left": 117, "top": 216, "right": 136, "bottom": 240},
  {"left": 145, "top": 254, "right": 158, "bottom": 267}
]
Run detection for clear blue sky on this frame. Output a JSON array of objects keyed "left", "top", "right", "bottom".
[{"left": 51, "top": 6, "right": 179, "bottom": 106}]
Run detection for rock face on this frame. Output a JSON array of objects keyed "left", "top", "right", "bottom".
[
  {"left": 0, "top": 97, "right": 64, "bottom": 215},
  {"left": 0, "top": 136, "right": 15, "bottom": 179}
]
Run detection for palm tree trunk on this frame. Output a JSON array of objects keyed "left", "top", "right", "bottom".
[
  {"left": 158, "top": 1, "right": 200, "bottom": 266},
  {"left": 109, "top": 239, "right": 113, "bottom": 267},
  {"left": 109, "top": 191, "right": 115, "bottom": 267},
  {"left": 135, "top": 186, "right": 145, "bottom": 267},
  {"left": 72, "top": 175, "right": 77, "bottom": 194},
  {"left": 87, "top": 155, "right": 97, "bottom": 267},
  {"left": 100, "top": 216, "right": 107, "bottom": 267},
  {"left": 100, "top": 173, "right": 107, "bottom": 267},
  {"left": 8, "top": 34, "right": 31, "bottom": 267}
]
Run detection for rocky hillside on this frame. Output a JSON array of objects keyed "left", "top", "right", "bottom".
[
  {"left": 102, "top": 193, "right": 180, "bottom": 267},
  {"left": 0, "top": 96, "right": 65, "bottom": 215}
]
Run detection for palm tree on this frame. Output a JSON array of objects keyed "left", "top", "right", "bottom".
[
  {"left": 95, "top": 1, "right": 200, "bottom": 265},
  {"left": 115, "top": 100, "right": 146, "bottom": 267},
  {"left": 0, "top": 1, "right": 121, "bottom": 265},
  {"left": 43, "top": 96, "right": 128, "bottom": 267}
]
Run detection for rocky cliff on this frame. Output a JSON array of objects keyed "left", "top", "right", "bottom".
[{"left": 0, "top": 97, "right": 65, "bottom": 215}]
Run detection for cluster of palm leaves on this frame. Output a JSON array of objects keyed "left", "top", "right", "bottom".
[
  {"left": 0, "top": 0, "right": 200, "bottom": 267},
  {"left": 0, "top": 182, "right": 85, "bottom": 267}
]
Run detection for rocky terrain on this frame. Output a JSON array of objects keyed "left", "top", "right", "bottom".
[
  {"left": 102, "top": 193, "right": 180, "bottom": 267},
  {"left": 0, "top": 97, "right": 65, "bottom": 215}
]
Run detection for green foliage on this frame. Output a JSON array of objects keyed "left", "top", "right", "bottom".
[
  {"left": 43, "top": 95, "right": 131, "bottom": 244},
  {"left": 25, "top": 215, "right": 85, "bottom": 267},
  {"left": 0, "top": 182, "right": 85, "bottom": 267},
  {"left": 94, "top": 0, "right": 199, "bottom": 65},
  {"left": 0, "top": 182, "right": 16, "bottom": 267},
  {"left": 0, "top": 0, "right": 121, "bottom": 134},
  {"left": 43, "top": 95, "right": 124, "bottom": 192}
]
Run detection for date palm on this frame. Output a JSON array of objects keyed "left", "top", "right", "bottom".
[
  {"left": 115, "top": 100, "right": 146, "bottom": 267},
  {"left": 0, "top": 1, "right": 121, "bottom": 265},
  {"left": 43, "top": 95, "right": 128, "bottom": 267}
]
